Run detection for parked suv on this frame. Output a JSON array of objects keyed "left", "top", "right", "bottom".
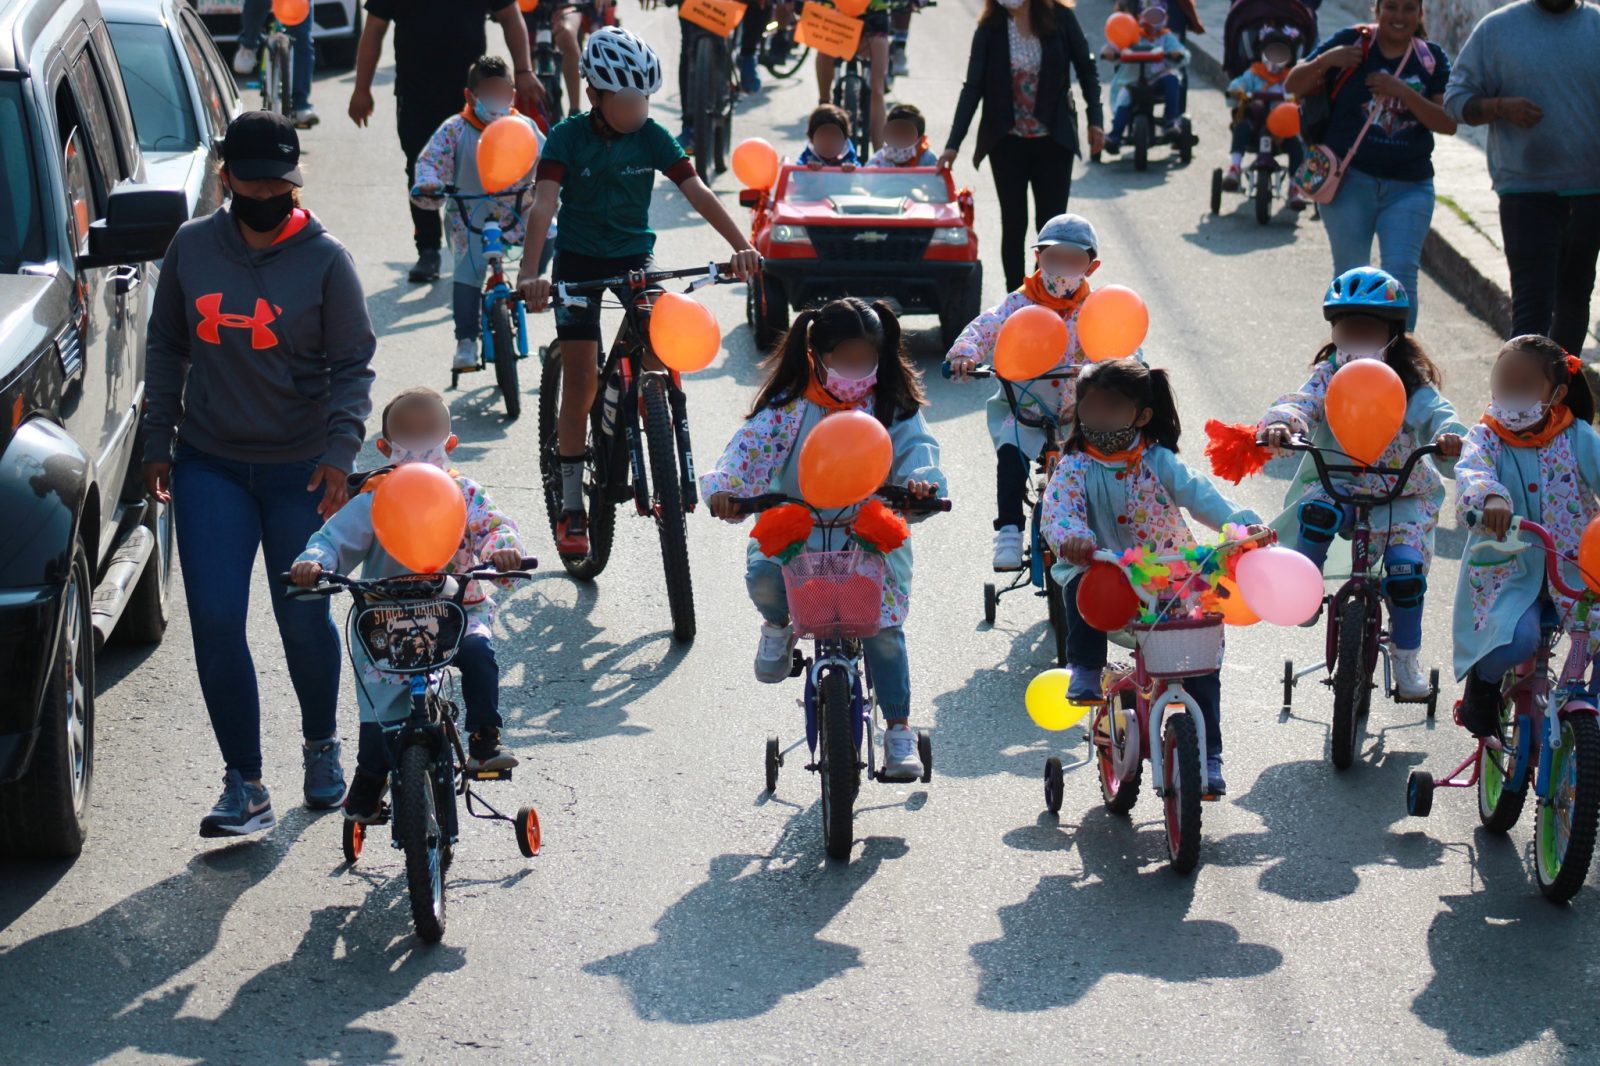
[{"left": 0, "top": 0, "right": 187, "bottom": 857}]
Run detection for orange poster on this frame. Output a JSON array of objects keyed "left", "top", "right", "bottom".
[
  {"left": 795, "top": 4, "right": 864, "bottom": 61},
  {"left": 679, "top": 0, "right": 748, "bottom": 37}
]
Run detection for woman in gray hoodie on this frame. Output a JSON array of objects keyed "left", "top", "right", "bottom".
[{"left": 141, "top": 111, "right": 376, "bottom": 839}]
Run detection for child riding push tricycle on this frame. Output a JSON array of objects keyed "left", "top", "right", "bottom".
[{"left": 1100, "top": 3, "right": 1195, "bottom": 172}]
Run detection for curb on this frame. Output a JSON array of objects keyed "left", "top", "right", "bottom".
[{"left": 1184, "top": 33, "right": 1516, "bottom": 341}]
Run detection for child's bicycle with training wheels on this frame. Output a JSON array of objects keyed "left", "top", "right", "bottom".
[
  {"left": 536, "top": 261, "right": 746, "bottom": 642},
  {"left": 730, "top": 485, "right": 949, "bottom": 861},
  {"left": 1210, "top": 91, "right": 1308, "bottom": 225},
  {"left": 680, "top": 10, "right": 745, "bottom": 180},
  {"left": 283, "top": 559, "right": 542, "bottom": 944},
  {"left": 416, "top": 184, "right": 542, "bottom": 420},
  {"left": 943, "top": 363, "right": 1076, "bottom": 666},
  {"left": 1405, "top": 514, "right": 1600, "bottom": 903},
  {"left": 1273, "top": 436, "right": 1442, "bottom": 769},
  {"left": 1054, "top": 530, "right": 1272, "bottom": 873}
]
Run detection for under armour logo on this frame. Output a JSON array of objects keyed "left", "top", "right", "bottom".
[{"left": 194, "top": 293, "right": 280, "bottom": 349}]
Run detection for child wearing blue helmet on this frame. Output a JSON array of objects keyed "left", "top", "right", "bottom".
[{"left": 1255, "top": 267, "right": 1468, "bottom": 697}]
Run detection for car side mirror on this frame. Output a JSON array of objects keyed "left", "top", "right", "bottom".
[
  {"left": 81, "top": 186, "right": 188, "bottom": 269},
  {"left": 738, "top": 188, "right": 765, "bottom": 208}
]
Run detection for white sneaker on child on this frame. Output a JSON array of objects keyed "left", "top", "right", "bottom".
[
  {"left": 882, "top": 724, "right": 923, "bottom": 781},
  {"left": 754, "top": 622, "right": 797, "bottom": 683},
  {"left": 993, "top": 525, "right": 1024, "bottom": 571},
  {"left": 232, "top": 46, "right": 258, "bottom": 76},
  {"left": 1391, "top": 645, "right": 1431, "bottom": 699},
  {"left": 452, "top": 339, "right": 479, "bottom": 371}
]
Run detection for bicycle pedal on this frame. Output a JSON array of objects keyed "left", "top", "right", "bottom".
[
  {"left": 1201, "top": 791, "right": 1223, "bottom": 802},
  {"left": 467, "top": 767, "right": 513, "bottom": 782}
]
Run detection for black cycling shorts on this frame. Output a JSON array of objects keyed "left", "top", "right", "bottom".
[{"left": 552, "top": 249, "right": 655, "bottom": 343}]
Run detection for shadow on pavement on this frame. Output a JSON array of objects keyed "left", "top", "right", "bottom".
[
  {"left": 968, "top": 810, "right": 1282, "bottom": 1011},
  {"left": 583, "top": 824, "right": 908, "bottom": 1023},
  {"left": 1411, "top": 830, "right": 1600, "bottom": 1056},
  {"left": 1183, "top": 206, "right": 1305, "bottom": 254}
]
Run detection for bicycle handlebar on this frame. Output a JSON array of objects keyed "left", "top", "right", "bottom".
[
  {"left": 939, "top": 364, "right": 1078, "bottom": 382},
  {"left": 280, "top": 556, "right": 540, "bottom": 600},
  {"left": 544, "top": 261, "right": 749, "bottom": 308},
  {"left": 728, "top": 486, "right": 952, "bottom": 518},
  {"left": 1262, "top": 433, "right": 1441, "bottom": 508},
  {"left": 1462, "top": 512, "right": 1590, "bottom": 602}
]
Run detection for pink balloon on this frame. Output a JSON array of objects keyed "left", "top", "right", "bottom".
[{"left": 1235, "top": 546, "right": 1324, "bottom": 626}]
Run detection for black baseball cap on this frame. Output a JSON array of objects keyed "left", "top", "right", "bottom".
[{"left": 221, "top": 111, "right": 303, "bottom": 186}]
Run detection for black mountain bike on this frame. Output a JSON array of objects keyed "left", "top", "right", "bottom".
[
  {"left": 527, "top": 3, "right": 565, "bottom": 119},
  {"left": 682, "top": 19, "right": 743, "bottom": 180},
  {"left": 536, "top": 262, "right": 742, "bottom": 641},
  {"left": 758, "top": 3, "right": 809, "bottom": 79}
]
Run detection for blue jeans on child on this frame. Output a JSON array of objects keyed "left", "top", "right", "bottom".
[
  {"left": 746, "top": 559, "right": 913, "bottom": 720},
  {"left": 354, "top": 633, "right": 502, "bottom": 775},
  {"left": 1472, "top": 598, "right": 1565, "bottom": 684},
  {"left": 452, "top": 235, "right": 556, "bottom": 341},
  {"left": 1110, "top": 73, "right": 1182, "bottom": 140},
  {"left": 171, "top": 444, "right": 341, "bottom": 781},
  {"left": 1318, "top": 167, "right": 1435, "bottom": 331},
  {"left": 1295, "top": 503, "right": 1425, "bottom": 651},
  {"left": 237, "top": 0, "right": 314, "bottom": 111},
  {"left": 1062, "top": 572, "right": 1224, "bottom": 755}
]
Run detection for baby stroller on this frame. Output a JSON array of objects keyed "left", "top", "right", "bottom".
[{"left": 1210, "top": 0, "right": 1318, "bottom": 223}]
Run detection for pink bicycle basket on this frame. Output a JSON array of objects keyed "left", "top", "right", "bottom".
[{"left": 783, "top": 551, "right": 887, "bottom": 639}]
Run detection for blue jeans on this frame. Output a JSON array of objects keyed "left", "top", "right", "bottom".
[
  {"left": 355, "top": 633, "right": 501, "bottom": 774},
  {"left": 1319, "top": 168, "right": 1434, "bottom": 331},
  {"left": 1110, "top": 73, "right": 1182, "bottom": 140},
  {"left": 238, "top": 0, "right": 314, "bottom": 111},
  {"left": 1295, "top": 504, "right": 1425, "bottom": 651},
  {"left": 171, "top": 444, "right": 341, "bottom": 780},
  {"left": 746, "top": 560, "right": 913, "bottom": 720}
]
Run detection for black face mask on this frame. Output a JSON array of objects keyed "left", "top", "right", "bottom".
[{"left": 231, "top": 190, "right": 295, "bottom": 232}]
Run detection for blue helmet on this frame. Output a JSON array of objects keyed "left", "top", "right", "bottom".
[{"left": 1323, "top": 267, "right": 1410, "bottom": 322}]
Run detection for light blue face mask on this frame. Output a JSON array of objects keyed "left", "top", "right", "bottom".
[{"left": 474, "top": 98, "right": 511, "bottom": 125}]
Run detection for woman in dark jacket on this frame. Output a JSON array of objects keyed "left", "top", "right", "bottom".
[{"left": 940, "top": 0, "right": 1105, "bottom": 291}]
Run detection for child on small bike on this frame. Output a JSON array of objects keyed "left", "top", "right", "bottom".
[
  {"left": 1222, "top": 29, "right": 1307, "bottom": 208},
  {"left": 412, "top": 56, "right": 552, "bottom": 373},
  {"left": 945, "top": 213, "right": 1117, "bottom": 572},
  {"left": 866, "top": 104, "right": 937, "bottom": 167},
  {"left": 700, "top": 298, "right": 945, "bottom": 780},
  {"left": 514, "top": 27, "right": 760, "bottom": 558},
  {"left": 1102, "top": 2, "right": 1187, "bottom": 154},
  {"left": 798, "top": 104, "right": 861, "bottom": 168},
  {"left": 290, "top": 387, "right": 528, "bottom": 822},
  {"left": 1042, "top": 358, "right": 1263, "bottom": 794},
  {"left": 1257, "top": 267, "right": 1465, "bottom": 699},
  {"left": 1452, "top": 335, "right": 1600, "bottom": 737}
]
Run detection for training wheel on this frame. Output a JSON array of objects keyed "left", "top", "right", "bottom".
[
  {"left": 918, "top": 729, "right": 934, "bottom": 783},
  {"left": 983, "top": 582, "right": 997, "bottom": 625},
  {"left": 1426, "top": 668, "right": 1440, "bottom": 719},
  {"left": 514, "top": 806, "right": 542, "bottom": 858},
  {"left": 765, "top": 734, "right": 782, "bottom": 793},
  {"left": 1406, "top": 771, "right": 1435, "bottom": 817},
  {"left": 1281, "top": 660, "right": 1295, "bottom": 714},
  {"left": 1044, "top": 755, "right": 1064, "bottom": 815},
  {"left": 341, "top": 819, "right": 364, "bottom": 864}
]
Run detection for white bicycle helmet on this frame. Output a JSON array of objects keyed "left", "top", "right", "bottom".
[{"left": 580, "top": 27, "right": 663, "bottom": 95}]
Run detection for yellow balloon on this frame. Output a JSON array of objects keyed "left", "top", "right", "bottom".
[{"left": 1025, "top": 669, "right": 1092, "bottom": 732}]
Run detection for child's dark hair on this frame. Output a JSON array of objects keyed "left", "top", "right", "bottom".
[
  {"left": 467, "top": 55, "right": 511, "bottom": 92},
  {"left": 381, "top": 385, "right": 449, "bottom": 437},
  {"left": 751, "top": 298, "right": 927, "bottom": 427},
  {"left": 1064, "top": 359, "right": 1182, "bottom": 453},
  {"left": 1313, "top": 317, "right": 1442, "bottom": 397},
  {"left": 1500, "top": 333, "right": 1596, "bottom": 423},
  {"left": 885, "top": 103, "right": 925, "bottom": 136},
  {"left": 808, "top": 104, "right": 851, "bottom": 139}
]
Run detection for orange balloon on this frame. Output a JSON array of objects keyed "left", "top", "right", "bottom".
[
  {"left": 519, "top": 0, "right": 539, "bottom": 9},
  {"left": 1266, "top": 102, "right": 1301, "bottom": 139},
  {"left": 649, "top": 293, "right": 722, "bottom": 373},
  {"left": 1579, "top": 516, "right": 1600, "bottom": 593},
  {"left": 993, "top": 305, "right": 1068, "bottom": 381},
  {"left": 835, "top": 0, "right": 870, "bottom": 16},
  {"left": 1105, "top": 11, "right": 1141, "bottom": 49},
  {"left": 732, "top": 138, "right": 781, "bottom": 190},
  {"left": 272, "top": 0, "right": 309, "bottom": 25},
  {"left": 372, "top": 464, "right": 467, "bottom": 574},
  {"left": 476, "top": 116, "right": 541, "bottom": 193},
  {"left": 798, "top": 411, "right": 893, "bottom": 510},
  {"left": 1211, "top": 575, "right": 1260, "bottom": 626},
  {"left": 1076, "top": 285, "right": 1149, "bottom": 362},
  {"left": 1326, "top": 359, "right": 1406, "bottom": 466}
]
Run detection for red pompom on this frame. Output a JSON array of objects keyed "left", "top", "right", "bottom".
[{"left": 1204, "top": 419, "right": 1272, "bottom": 485}]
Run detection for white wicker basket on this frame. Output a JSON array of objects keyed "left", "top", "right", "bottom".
[{"left": 1131, "top": 615, "right": 1224, "bottom": 678}]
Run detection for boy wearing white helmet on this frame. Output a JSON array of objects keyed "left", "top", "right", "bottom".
[{"left": 517, "top": 27, "right": 760, "bottom": 557}]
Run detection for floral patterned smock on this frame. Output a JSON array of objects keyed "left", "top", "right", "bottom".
[{"left": 1009, "top": 20, "right": 1050, "bottom": 138}]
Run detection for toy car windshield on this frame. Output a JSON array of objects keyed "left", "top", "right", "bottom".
[{"left": 782, "top": 168, "right": 951, "bottom": 207}]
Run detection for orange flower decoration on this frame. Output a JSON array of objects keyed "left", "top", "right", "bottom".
[
  {"left": 851, "top": 498, "right": 910, "bottom": 554},
  {"left": 751, "top": 503, "right": 815, "bottom": 559}
]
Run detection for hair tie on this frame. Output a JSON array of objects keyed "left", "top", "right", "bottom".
[{"left": 1567, "top": 353, "right": 1584, "bottom": 378}]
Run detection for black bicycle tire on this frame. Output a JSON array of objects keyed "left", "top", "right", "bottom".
[
  {"left": 1536, "top": 713, "right": 1600, "bottom": 902},
  {"left": 272, "top": 36, "right": 292, "bottom": 120},
  {"left": 762, "top": 32, "right": 810, "bottom": 79},
  {"left": 1163, "top": 712, "right": 1202, "bottom": 873},
  {"left": 1477, "top": 684, "right": 1528, "bottom": 833},
  {"left": 1096, "top": 695, "right": 1142, "bottom": 814},
  {"left": 537, "top": 344, "right": 617, "bottom": 580},
  {"left": 818, "top": 667, "right": 858, "bottom": 860},
  {"left": 837, "top": 72, "right": 869, "bottom": 164},
  {"left": 692, "top": 36, "right": 721, "bottom": 180},
  {"left": 395, "top": 742, "right": 446, "bottom": 943},
  {"left": 1330, "top": 598, "right": 1368, "bottom": 770},
  {"left": 489, "top": 301, "right": 521, "bottom": 419},
  {"left": 1254, "top": 169, "right": 1273, "bottom": 225},
  {"left": 642, "top": 376, "right": 696, "bottom": 641}
]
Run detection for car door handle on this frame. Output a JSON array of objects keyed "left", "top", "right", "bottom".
[{"left": 113, "top": 264, "right": 142, "bottom": 297}]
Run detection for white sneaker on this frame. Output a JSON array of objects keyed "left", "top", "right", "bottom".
[
  {"left": 754, "top": 622, "right": 797, "bottom": 683},
  {"left": 232, "top": 46, "right": 258, "bottom": 76},
  {"left": 1391, "top": 645, "right": 1430, "bottom": 699},
  {"left": 993, "top": 525, "right": 1024, "bottom": 571},
  {"left": 293, "top": 106, "right": 319, "bottom": 129},
  {"left": 452, "top": 338, "right": 479, "bottom": 371},
  {"left": 882, "top": 724, "right": 923, "bottom": 781}
]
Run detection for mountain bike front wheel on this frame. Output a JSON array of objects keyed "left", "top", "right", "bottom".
[{"left": 641, "top": 375, "right": 695, "bottom": 642}]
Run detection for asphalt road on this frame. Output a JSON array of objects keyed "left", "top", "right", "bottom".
[{"left": 6, "top": 2, "right": 1596, "bottom": 1063}]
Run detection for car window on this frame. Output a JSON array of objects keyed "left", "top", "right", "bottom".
[
  {"left": 54, "top": 78, "right": 109, "bottom": 217},
  {"left": 781, "top": 169, "right": 951, "bottom": 205},
  {"left": 67, "top": 55, "right": 125, "bottom": 194},
  {"left": 179, "top": 9, "right": 234, "bottom": 136},
  {"left": 108, "top": 21, "right": 201, "bottom": 152},
  {"left": 0, "top": 81, "right": 46, "bottom": 273}
]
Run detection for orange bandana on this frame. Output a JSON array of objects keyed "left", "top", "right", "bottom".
[
  {"left": 461, "top": 103, "right": 523, "bottom": 131},
  {"left": 1085, "top": 440, "right": 1147, "bottom": 469},
  {"left": 1019, "top": 273, "right": 1091, "bottom": 315},
  {"left": 1481, "top": 404, "right": 1575, "bottom": 448},
  {"left": 1248, "top": 61, "right": 1291, "bottom": 86}
]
